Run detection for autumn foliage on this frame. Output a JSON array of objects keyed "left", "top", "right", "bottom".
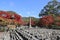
[
  {"left": 38, "top": 15, "right": 54, "bottom": 27},
  {"left": 0, "top": 11, "right": 11, "bottom": 19},
  {"left": 0, "top": 11, "right": 23, "bottom": 26}
]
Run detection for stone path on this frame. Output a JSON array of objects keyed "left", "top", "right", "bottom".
[
  {"left": 0, "top": 32, "right": 10, "bottom": 40},
  {"left": 0, "top": 27, "right": 60, "bottom": 40}
]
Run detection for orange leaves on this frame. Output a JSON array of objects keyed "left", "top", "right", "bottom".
[
  {"left": 39, "top": 18, "right": 49, "bottom": 26},
  {"left": 13, "top": 14, "right": 21, "bottom": 20},
  {"left": 0, "top": 11, "right": 23, "bottom": 25},
  {"left": 39, "top": 15, "right": 54, "bottom": 26},
  {"left": 0, "top": 11, "right": 11, "bottom": 19},
  {"left": 43, "top": 15, "right": 54, "bottom": 24}
]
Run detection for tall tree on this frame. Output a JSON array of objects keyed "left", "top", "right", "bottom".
[{"left": 39, "top": 0, "right": 60, "bottom": 16}]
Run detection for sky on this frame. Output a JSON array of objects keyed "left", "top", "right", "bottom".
[{"left": 0, "top": 0, "right": 60, "bottom": 18}]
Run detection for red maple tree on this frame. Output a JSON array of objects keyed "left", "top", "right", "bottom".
[
  {"left": 0, "top": 11, "right": 23, "bottom": 25},
  {"left": 38, "top": 15, "right": 54, "bottom": 27}
]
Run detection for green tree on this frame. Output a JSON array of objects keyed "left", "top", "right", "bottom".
[{"left": 39, "top": 0, "right": 60, "bottom": 16}]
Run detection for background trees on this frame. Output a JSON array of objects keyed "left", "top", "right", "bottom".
[
  {"left": 38, "top": 15, "right": 54, "bottom": 28},
  {"left": 38, "top": 0, "right": 60, "bottom": 28},
  {"left": 39, "top": 0, "right": 60, "bottom": 17},
  {"left": 22, "top": 17, "right": 39, "bottom": 27},
  {"left": 0, "top": 11, "right": 23, "bottom": 26}
]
